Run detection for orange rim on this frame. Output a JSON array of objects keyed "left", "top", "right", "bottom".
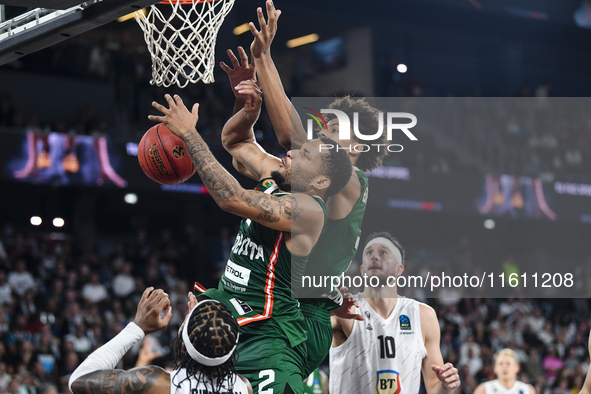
[{"left": 158, "top": 0, "right": 216, "bottom": 4}]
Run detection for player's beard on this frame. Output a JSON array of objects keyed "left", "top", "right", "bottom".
[{"left": 271, "top": 170, "right": 291, "bottom": 192}]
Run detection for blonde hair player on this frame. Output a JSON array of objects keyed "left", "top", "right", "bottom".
[
  {"left": 474, "top": 349, "right": 535, "bottom": 394},
  {"left": 330, "top": 232, "right": 460, "bottom": 394}
]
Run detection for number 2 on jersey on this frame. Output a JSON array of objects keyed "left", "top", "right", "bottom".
[
  {"left": 258, "top": 369, "right": 275, "bottom": 394},
  {"left": 378, "top": 335, "right": 396, "bottom": 359}
]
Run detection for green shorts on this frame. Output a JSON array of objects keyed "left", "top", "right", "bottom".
[
  {"left": 301, "top": 302, "right": 332, "bottom": 377},
  {"left": 236, "top": 320, "right": 307, "bottom": 394}
]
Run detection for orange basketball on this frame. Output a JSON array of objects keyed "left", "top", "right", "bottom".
[{"left": 138, "top": 124, "right": 196, "bottom": 185}]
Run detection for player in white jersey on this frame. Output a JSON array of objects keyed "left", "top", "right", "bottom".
[
  {"left": 581, "top": 330, "right": 591, "bottom": 394},
  {"left": 69, "top": 287, "right": 252, "bottom": 394},
  {"left": 330, "top": 232, "right": 460, "bottom": 394},
  {"left": 474, "top": 349, "right": 534, "bottom": 394}
]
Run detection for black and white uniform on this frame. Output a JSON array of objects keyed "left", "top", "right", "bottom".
[
  {"left": 330, "top": 295, "right": 427, "bottom": 394},
  {"left": 483, "top": 380, "right": 531, "bottom": 394}
]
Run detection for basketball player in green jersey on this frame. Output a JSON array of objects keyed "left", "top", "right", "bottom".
[
  {"left": 149, "top": 95, "right": 352, "bottom": 394},
  {"left": 223, "top": 0, "right": 389, "bottom": 377}
]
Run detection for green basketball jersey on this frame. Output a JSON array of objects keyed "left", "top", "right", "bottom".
[
  {"left": 299, "top": 168, "right": 369, "bottom": 310},
  {"left": 203, "top": 178, "right": 327, "bottom": 348}
]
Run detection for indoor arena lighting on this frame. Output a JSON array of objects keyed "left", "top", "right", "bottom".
[
  {"left": 53, "top": 218, "right": 65, "bottom": 228},
  {"left": 124, "top": 193, "right": 138, "bottom": 205},
  {"left": 397, "top": 64, "right": 408, "bottom": 73},
  {"left": 30, "top": 216, "right": 42, "bottom": 226},
  {"left": 233, "top": 23, "right": 250, "bottom": 35},
  {"left": 484, "top": 219, "right": 495, "bottom": 229},
  {"left": 286, "top": 33, "right": 319, "bottom": 48}
]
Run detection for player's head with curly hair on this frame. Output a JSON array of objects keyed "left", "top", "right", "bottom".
[
  {"left": 272, "top": 137, "right": 352, "bottom": 198},
  {"left": 317, "top": 96, "right": 387, "bottom": 172},
  {"left": 172, "top": 299, "right": 240, "bottom": 393}
]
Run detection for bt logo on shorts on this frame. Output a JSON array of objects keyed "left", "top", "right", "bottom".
[{"left": 304, "top": 108, "right": 418, "bottom": 153}]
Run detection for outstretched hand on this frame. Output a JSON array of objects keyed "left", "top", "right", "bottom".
[
  {"left": 149, "top": 94, "right": 199, "bottom": 140},
  {"left": 220, "top": 47, "right": 256, "bottom": 99},
  {"left": 432, "top": 363, "right": 461, "bottom": 390},
  {"left": 134, "top": 287, "right": 173, "bottom": 334},
  {"left": 332, "top": 287, "right": 365, "bottom": 321},
  {"left": 135, "top": 336, "right": 163, "bottom": 367},
  {"left": 249, "top": 0, "right": 281, "bottom": 59}
]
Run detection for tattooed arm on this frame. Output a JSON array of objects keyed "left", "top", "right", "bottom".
[
  {"left": 149, "top": 95, "right": 324, "bottom": 236},
  {"left": 221, "top": 79, "right": 281, "bottom": 181},
  {"left": 69, "top": 289, "right": 172, "bottom": 394},
  {"left": 71, "top": 367, "right": 170, "bottom": 394}
]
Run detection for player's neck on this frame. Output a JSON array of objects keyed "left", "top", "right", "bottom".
[
  {"left": 498, "top": 378, "right": 516, "bottom": 390},
  {"left": 363, "top": 288, "right": 399, "bottom": 319}
]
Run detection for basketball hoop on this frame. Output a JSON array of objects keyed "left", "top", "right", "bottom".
[{"left": 135, "top": 0, "right": 235, "bottom": 88}]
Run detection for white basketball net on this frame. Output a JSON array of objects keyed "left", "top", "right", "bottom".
[{"left": 135, "top": 0, "right": 235, "bottom": 88}]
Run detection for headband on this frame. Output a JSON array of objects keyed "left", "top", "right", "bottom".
[
  {"left": 181, "top": 299, "right": 239, "bottom": 367},
  {"left": 364, "top": 237, "right": 403, "bottom": 266}
]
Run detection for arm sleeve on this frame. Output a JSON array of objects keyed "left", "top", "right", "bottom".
[{"left": 68, "top": 322, "right": 145, "bottom": 391}]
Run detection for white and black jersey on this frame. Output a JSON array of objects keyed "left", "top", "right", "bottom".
[
  {"left": 170, "top": 368, "right": 249, "bottom": 394},
  {"left": 330, "top": 295, "right": 427, "bottom": 394}
]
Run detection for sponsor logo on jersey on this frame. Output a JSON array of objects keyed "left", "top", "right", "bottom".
[
  {"left": 399, "top": 314, "right": 411, "bottom": 330},
  {"left": 229, "top": 298, "right": 253, "bottom": 315},
  {"left": 365, "top": 311, "right": 373, "bottom": 330},
  {"left": 231, "top": 233, "right": 265, "bottom": 262},
  {"left": 224, "top": 260, "right": 251, "bottom": 286},
  {"left": 171, "top": 145, "right": 185, "bottom": 159},
  {"left": 376, "top": 370, "right": 401, "bottom": 394}
]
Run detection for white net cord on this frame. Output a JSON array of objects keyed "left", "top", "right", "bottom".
[{"left": 135, "top": 0, "right": 235, "bottom": 88}]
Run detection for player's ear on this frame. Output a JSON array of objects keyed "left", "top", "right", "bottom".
[
  {"left": 395, "top": 262, "right": 404, "bottom": 276},
  {"left": 313, "top": 175, "right": 330, "bottom": 192}
]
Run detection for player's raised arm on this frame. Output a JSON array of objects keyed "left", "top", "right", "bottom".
[
  {"left": 220, "top": 47, "right": 256, "bottom": 115},
  {"left": 221, "top": 79, "right": 281, "bottom": 180},
  {"left": 149, "top": 94, "right": 322, "bottom": 236},
  {"left": 420, "top": 303, "right": 461, "bottom": 394},
  {"left": 69, "top": 288, "right": 172, "bottom": 394},
  {"left": 248, "top": 0, "right": 307, "bottom": 150}
]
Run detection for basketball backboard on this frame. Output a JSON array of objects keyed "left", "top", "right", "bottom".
[
  {"left": 0, "top": 0, "right": 162, "bottom": 66},
  {"left": 2, "top": 0, "right": 87, "bottom": 9}
]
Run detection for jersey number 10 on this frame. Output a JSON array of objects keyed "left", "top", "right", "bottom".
[{"left": 377, "top": 335, "right": 396, "bottom": 359}]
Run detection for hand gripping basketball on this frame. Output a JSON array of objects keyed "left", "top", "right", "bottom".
[{"left": 149, "top": 94, "right": 200, "bottom": 140}]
